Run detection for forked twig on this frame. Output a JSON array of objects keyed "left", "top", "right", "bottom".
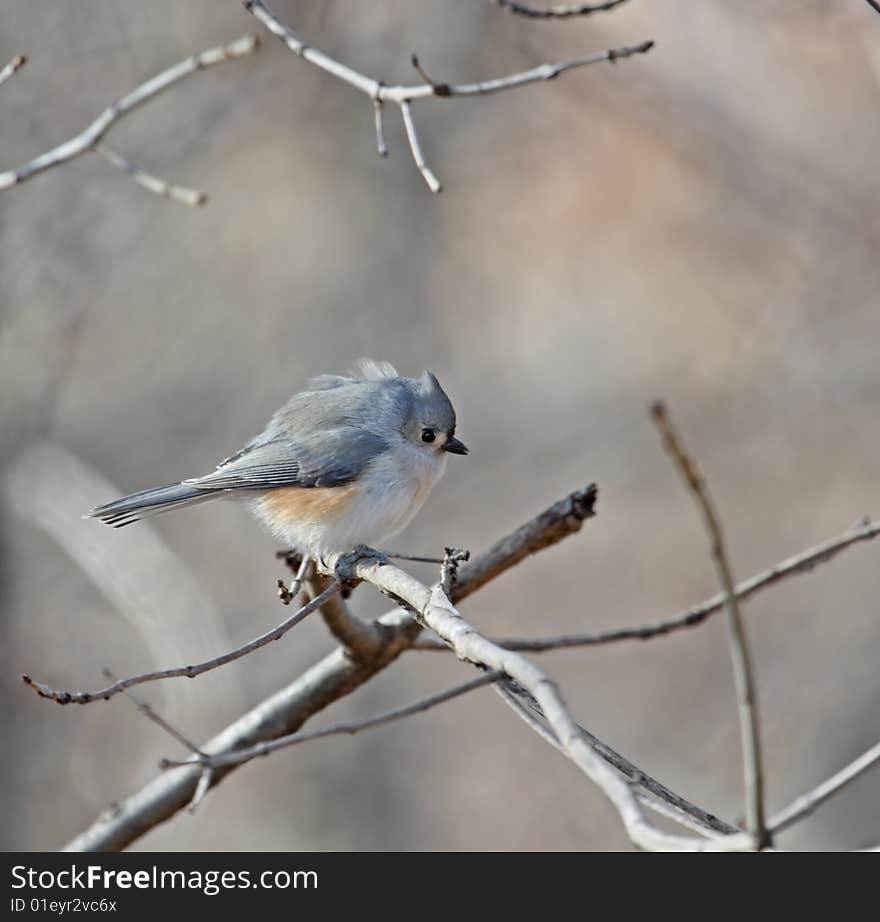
[
  {"left": 242, "top": 0, "right": 651, "bottom": 191},
  {"left": 0, "top": 35, "right": 259, "bottom": 203}
]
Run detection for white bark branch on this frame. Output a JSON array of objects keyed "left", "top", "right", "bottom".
[
  {"left": 651, "top": 401, "right": 768, "bottom": 849},
  {"left": 0, "top": 54, "right": 26, "bottom": 88},
  {"left": 0, "top": 35, "right": 259, "bottom": 202},
  {"left": 373, "top": 98, "right": 388, "bottom": 157},
  {"left": 95, "top": 144, "right": 207, "bottom": 206},
  {"left": 242, "top": 0, "right": 652, "bottom": 191},
  {"left": 327, "top": 554, "right": 755, "bottom": 851},
  {"left": 62, "top": 485, "right": 597, "bottom": 851},
  {"left": 399, "top": 100, "right": 441, "bottom": 193}
]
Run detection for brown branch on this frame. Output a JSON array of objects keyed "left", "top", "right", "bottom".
[
  {"left": 242, "top": 0, "right": 652, "bottom": 192},
  {"left": 22, "top": 581, "right": 339, "bottom": 704},
  {"left": 412, "top": 517, "right": 880, "bottom": 652},
  {"left": 651, "top": 401, "right": 768, "bottom": 849},
  {"left": 63, "top": 484, "right": 597, "bottom": 851},
  {"left": 0, "top": 35, "right": 259, "bottom": 203},
  {"left": 493, "top": 0, "right": 629, "bottom": 18}
]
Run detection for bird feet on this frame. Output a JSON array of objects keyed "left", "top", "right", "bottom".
[{"left": 333, "top": 545, "right": 390, "bottom": 585}]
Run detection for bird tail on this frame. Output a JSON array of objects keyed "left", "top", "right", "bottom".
[{"left": 85, "top": 482, "right": 213, "bottom": 527}]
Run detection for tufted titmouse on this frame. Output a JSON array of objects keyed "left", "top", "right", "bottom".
[{"left": 87, "top": 359, "right": 467, "bottom": 563}]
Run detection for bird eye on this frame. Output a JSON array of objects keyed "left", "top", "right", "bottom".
[{"left": 421, "top": 429, "right": 436, "bottom": 443}]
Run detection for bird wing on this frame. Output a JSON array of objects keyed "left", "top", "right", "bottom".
[{"left": 186, "top": 428, "right": 389, "bottom": 491}]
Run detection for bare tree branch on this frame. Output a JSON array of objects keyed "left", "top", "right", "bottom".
[
  {"left": 494, "top": 681, "right": 739, "bottom": 837},
  {"left": 768, "top": 738, "right": 880, "bottom": 834},
  {"left": 372, "top": 98, "right": 388, "bottom": 157},
  {"left": 0, "top": 54, "right": 26, "bottom": 89},
  {"left": 864, "top": 0, "right": 880, "bottom": 17},
  {"left": 22, "top": 581, "right": 339, "bottom": 704},
  {"left": 161, "top": 670, "right": 505, "bottom": 770},
  {"left": 94, "top": 143, "right": 206, "bottom": 206},
  {"left": 493, "top": 0, "right": 629, "bottom": 18},
  {"left": 62, "top": 484, "right": 597, "bottom": 851},
  {"left": 154, "top": 658, "right": 734, "bottom": 841},
  {"left": 104, "top": 670, "right": 207, "bottom": 760},
  {"left": 328, "top": 554, "right": 755, "bottom": 851},
  {"left": 411, "top": 518, "right": 880, "bottom": 652},
  {"left": 242, "top": 0, "right": 652, "bottom": 191},
  {"left": 399, "top": 99, "right": 441, "bottom": 193},
  {"left": 650, "top": 401, "right": 768, "bottom": 849},
  {"left": 0, "top": 35, "right": 259, "bottom": 203}
]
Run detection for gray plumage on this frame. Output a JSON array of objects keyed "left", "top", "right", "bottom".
[{"left": 87, "top": 359, "right": 460, "bottom": 530}]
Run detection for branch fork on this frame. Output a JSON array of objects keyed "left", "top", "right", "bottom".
[{"left": 242, "top": 0, "right": 653, "bottom": 192}]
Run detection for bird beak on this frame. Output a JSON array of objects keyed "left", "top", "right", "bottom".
[{"left": 444, "top": 436, "right": 468, "bottom": 455}]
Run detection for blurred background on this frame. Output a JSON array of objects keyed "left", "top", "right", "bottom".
[{"left": 2, "top": 1, "right": 879, "bottom": 851}]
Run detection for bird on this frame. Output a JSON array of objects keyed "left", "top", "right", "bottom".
[{"left": 87, "top": 359, "right": 467, "bottom": 586}]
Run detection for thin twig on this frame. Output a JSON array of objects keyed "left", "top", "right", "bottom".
[
  {"left": 153, "top": 628, "right": 733, "bottom": 842},
  {"left": 651, "top": 401, "right": 768, "bottom": 849},
  {"left": 372, "top": 98, "right": 388, "bottom": 157},
  {"left": 333, "top": 556, "right": 755, "bottom": 850},
  {"left": 768, "top": 738, "right": 880, "bottom": 834},
  {"left": 413, "top": 517, "right": 880, "bottom": 652},
  {"left": 493, "top": 0, "right": 629, "bottom": 18},
  {"left": 278, "top": 554, "right": 310, "bottom": 605},
  {"left": 399, "top": 100, "right": 441, "bottom": 192},
  {"left": 188, "top": 767, "right": 214, "bottom": 814},
  {"left": 385, "top": 552, "right": 446, "bottom": 563},
  {"left": 22, "top": 581, "right": 339, "bottom": 704},
  {"left": 161, "top": 670, "right": 504, "bottom": 770},
  {"left": 95, "top": 144, "right": 207, "bottom": 206},
  {"left": 106, "top": 668, "right": 215, "bottom": 814},
  {"left": 0, "top": 35, "right": 259, "bottom": 201},
  {"left": 864, "top": 0, "right": 880, "bottom": 16},
  {"left": 102, "top": 670, "right": 206, "bottom": 758},
  {"left": 63, "top": 484, "right": 598, "bottom": 851},
  {"left": 0, "top": 54, "right": 26, "bottom": 88},
  {"left": 243, "top": 0, "right": 651, "bottom": 191}
]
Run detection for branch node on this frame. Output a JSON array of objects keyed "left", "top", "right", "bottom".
[{"left": 410, "top": 53, "right": 451, "bottom": 97}]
